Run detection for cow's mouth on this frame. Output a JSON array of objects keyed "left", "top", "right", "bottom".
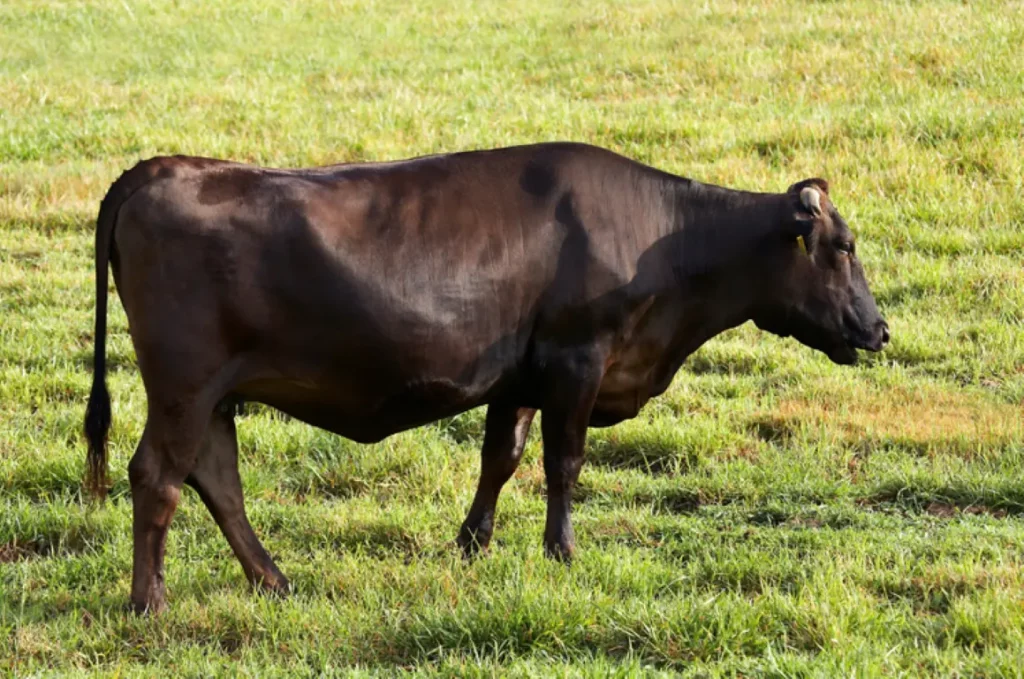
[
  {"left": 827, "top": 341, "right": 859, "bottom": 365},
  {"left": 842, "top": 317, "right": 890, "bottom": 355}
]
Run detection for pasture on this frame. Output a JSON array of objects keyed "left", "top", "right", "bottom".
[{"left": 1, "top": 0, "right": 1022, "bottom": 675}]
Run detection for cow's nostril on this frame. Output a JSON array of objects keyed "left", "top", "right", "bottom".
[{"left": 879, "top": 323, "right": 890, "bottom": 347}]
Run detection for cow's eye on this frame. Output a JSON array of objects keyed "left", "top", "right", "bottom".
[{"left": 837, "top": 241, "right": 855, "bottom": 256}]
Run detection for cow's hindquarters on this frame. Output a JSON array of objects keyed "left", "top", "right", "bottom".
[{"left": 111, "top": 164, "right": 289, "bottom": 612}]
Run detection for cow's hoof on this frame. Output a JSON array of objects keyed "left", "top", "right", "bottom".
[
  {"left": 456, "top": 527, "right": 491, "bottom": 559},
  {"left": 253, "top": 574, "right": 291, "bottom": 597},
  {"left": 130, "top": 579, "right": 168, "bottom": 616},
  {"left": 129, "top": 596, "right": 167, "bottom": 616},
  {"left": 543, "top": 540, "right": 575, "bottom": 564}
]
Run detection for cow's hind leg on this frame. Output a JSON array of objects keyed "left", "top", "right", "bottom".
[
  {"left": 457, "top": 405, "right": 536, "bottom": 557},
  {"left": 128, "top": 406, "right": 207, "bottom": 614},
  {"left": 185, "top": 399, "right": 289, "bottom": 594}
]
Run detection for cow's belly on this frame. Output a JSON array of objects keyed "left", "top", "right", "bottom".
[
  {"left": 238, "top": 371, "right": 494, "bottom": 442},
  {"left": 233, "top": 333, "right": 515, "bottom": 442}
]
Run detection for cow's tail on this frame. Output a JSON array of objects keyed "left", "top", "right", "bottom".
[{"left": 85, "top": 159, "right": 165, "bottom": 502}]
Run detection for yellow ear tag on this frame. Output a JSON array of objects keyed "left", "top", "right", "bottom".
[{"left": 796, "top": 235, "right": 808, "bottom": 255}]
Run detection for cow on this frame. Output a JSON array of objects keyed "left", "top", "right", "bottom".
[{"left": 83, "top": 142, "right": 889, "bottom": 613}]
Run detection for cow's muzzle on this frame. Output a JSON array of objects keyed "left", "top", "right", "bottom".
[{"left": 846, "top": 319, "right": 890, "bottom": 353}]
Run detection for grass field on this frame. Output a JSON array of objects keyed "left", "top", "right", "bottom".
[{"left": 2, "top": 0, "right": 1023, "bottom": 675}]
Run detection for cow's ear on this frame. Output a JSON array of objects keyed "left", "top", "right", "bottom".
[
  {"left": 787, "top": 178, "right": 829, "bottom": 222},
  {"left": 781, "top": 179, "right": 827, "bottom": 252},
  {"left": 781, "top": 210, "right": 814, "bottom": 243}
]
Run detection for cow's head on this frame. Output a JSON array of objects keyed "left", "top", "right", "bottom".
[{"left": 753, "top": 179, "right": 889, "bottom": 364}]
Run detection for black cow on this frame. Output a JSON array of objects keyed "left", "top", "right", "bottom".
[{"left": 84, "top": 143, "right": 888, "bottom": 613}]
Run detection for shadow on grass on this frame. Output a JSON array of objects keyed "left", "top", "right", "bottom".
[
  {"left": 283, "top": 519, "right": 440, "bottom": 562},
  {"left": 587, "top": 435, "right": 701, "bottom": 475},
  {"left": 568, "top": 480, "right": 702, "bottom": 514},
  {"left": 747, "top": 415, "right": 799, "bottom": 444},
  {"left": 280, "top": 471, "right": 372, "bottom": 500},
  {"left": 861, "top": 571, "right": 990, "bottom": 616},
  {"left": 861, "top": 481, "right": 1024, "bottom": 517},
  {"left": 681, "top": 350, "right": 774, "bottom": 376},
  {"left": 0, "top": 522, "right": 102, "bottom": 563}
]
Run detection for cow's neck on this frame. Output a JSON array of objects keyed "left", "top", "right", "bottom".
[
  {"left": 647, "top": 180, "right": 784, "bottom": 386},
  {"left": 665, "top": 270, "right": 762, "bottom": 365}
]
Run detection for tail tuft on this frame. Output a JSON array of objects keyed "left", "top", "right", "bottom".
[{"left": 84, "top": 377, "right": 111, "bottom": 501}]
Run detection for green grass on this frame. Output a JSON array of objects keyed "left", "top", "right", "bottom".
[{"left": 2, "top": 0, "right": 1023, "bottom": 675}]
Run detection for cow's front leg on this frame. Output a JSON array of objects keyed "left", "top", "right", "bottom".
[
  {"left": 458, "top": 405, "right": 536, "bottom": 557},
  {"left": 540, "top": 352, "right": 603, "bottom": 562}
]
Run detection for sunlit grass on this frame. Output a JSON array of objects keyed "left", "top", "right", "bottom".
[{"left": 1, "top": 0, "right": 1022, "bottom": 675}]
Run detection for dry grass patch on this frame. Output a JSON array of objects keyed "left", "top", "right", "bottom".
[{"left": 755, "top": 381, "right": 1022, "bottom": 458}]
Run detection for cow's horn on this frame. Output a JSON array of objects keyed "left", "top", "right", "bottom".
[{"left": 800, "top": 186, "right": 822, "bottom": 216}]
